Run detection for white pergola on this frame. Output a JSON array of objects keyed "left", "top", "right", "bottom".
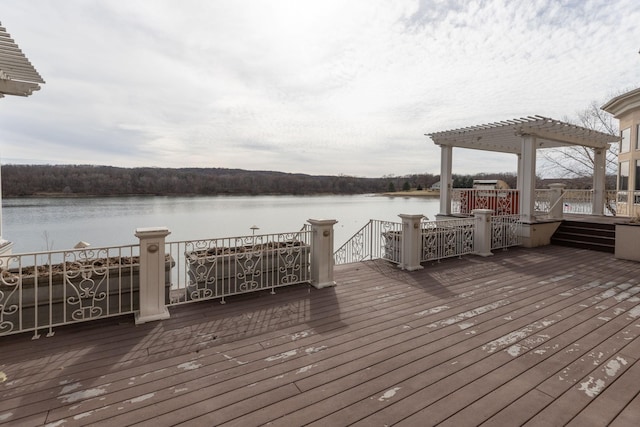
[
  {"left": 0, "top": 23, "right": 45, "bottom": 98},
  {"left": 427, "top": 116, "right": 619, "bottom": 222}
]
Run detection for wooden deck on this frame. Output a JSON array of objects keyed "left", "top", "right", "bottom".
[{"left": 2, "top": 245, "right": 640, "bottom": 426}]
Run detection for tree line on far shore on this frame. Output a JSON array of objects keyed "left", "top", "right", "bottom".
[{"left": 0, "top": 165, "right": 531, "bottom": 197}]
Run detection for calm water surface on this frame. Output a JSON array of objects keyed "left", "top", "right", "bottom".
[{"left": 2, "top": 195, "right": 440, "bottom": 253}]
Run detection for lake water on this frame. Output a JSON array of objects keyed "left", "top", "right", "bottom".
[{"left": 2, "top": 195, "right": 440, "bottom": 253}]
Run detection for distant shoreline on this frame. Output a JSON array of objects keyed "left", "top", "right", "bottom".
[
  {"left": 5, "top": 190, "right": 442, "bottom": 199},
  {"left": 380, "top": 190, "right": 440, "bottom": 198},
  {"left": 4, "top": 191, "right": 376, "bottom": 199}
]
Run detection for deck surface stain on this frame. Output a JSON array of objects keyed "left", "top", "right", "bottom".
[{"left": 1, "top": 245, "right": 640, "bottom": 426}]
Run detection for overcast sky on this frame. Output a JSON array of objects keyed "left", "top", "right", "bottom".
[{"left": 1, "top": 0, "right": 639, "bottom": 177}]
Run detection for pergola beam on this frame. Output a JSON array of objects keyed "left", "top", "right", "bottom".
[{"left": 0, "top": 78, "right": 40, "bottom": 96}]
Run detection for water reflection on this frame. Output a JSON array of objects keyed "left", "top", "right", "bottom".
[{"left": 3, "top": 194, "right": 440, "bottom": 253}]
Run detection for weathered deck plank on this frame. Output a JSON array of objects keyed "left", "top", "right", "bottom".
[{"left": 1, "top": 245, "right": 640, "bottom": 426}]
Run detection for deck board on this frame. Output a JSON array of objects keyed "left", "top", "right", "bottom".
[{"left": 2, "top": 245, "right": 640, "bottom": 426}]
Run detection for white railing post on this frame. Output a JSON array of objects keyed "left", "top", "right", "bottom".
[
  {"left": 472, "top": 209, "right": 493, "bottom": 257},
  {"left": 135, "top": 227, "right": 171, "bottom": 324},
  {"left": 308, "top": 219, "right": 338, "bottom": 289},
  {"left": 549, "top": 183, "right": 566, "bottom": 220},
  {"left": 398, "top": 214, "right": 424, "bottom": 271}
]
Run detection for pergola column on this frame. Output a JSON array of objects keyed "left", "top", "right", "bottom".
[
  {"left": 520, "top": 135, "right": 537, "bottom": 222},
  {"left": 516, "top": 154, "right": 524, "bottom": 194},
  {"left": 439, "top": 145, "right": 453, "bottom": 216},
  {"left": 592, "top": 148, "right": 606, "bottom": 216}
]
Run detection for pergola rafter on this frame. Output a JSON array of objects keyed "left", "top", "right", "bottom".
[{"left": 0, "top": 23, "right": 45, "bottom": 99}]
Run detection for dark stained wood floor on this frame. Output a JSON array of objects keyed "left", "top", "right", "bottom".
[{"left": 2, "top": 245, "right": 640, "bottom": 426}]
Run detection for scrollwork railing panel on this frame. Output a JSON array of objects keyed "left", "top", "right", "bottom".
[
  {"left": 172, "top": 230, "right": 312, "bottom": 305},
  {"left": 421, "top": 218, "right": 475, "bottom": 262},
  {"left": 0, "top": 245, "right": 140, "bottom": 338},
  {"left": 491, "top": 215, "right": 523, "bottom": 250},
  {"left": 452, "top": 189, "right": 519, "bottom": 216}
]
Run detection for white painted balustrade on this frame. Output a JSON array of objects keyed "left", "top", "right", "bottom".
[
  {"left": 336, "top": 212, "right": 522, "bottom": 267},
  {"left": 0, "top": 220, "right": 339, "bottom": 337},
  {"left": 1, "top": 212, "right": 526, "bottom": 337}
]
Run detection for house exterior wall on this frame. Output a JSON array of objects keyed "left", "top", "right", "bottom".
[
  {"left": 617, "top": 109, "right": 640, "bottom": 216},
  {"left": 603, "top": 89, "right": 640, "bottom": 217}
]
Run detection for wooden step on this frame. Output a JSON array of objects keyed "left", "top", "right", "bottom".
[{"left": 551, "top": 220, "right": 615, "bottom": 253}]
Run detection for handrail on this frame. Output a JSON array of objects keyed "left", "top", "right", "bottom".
[
  {"left": 334, "top": 220, "right": 402, "bottom": 265},
  {"left": 547, "top": 191, "right": 564, "bottom": 213}
]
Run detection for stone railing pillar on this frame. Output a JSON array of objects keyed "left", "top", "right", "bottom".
[
  {"left": 308, "top": 219, "right": 338, "bottom": 289},
  {"left": 549, "top": 183, "right": 566, "bottom": 220},
  {"left": 135, "top": 227, "right": 171, "bottom": 324},
  {"left": 472, "top": 209, "right": 493, "bottom": 257},
  {"left": 398, "top": 214, "right": 424, "bottom": 271}
]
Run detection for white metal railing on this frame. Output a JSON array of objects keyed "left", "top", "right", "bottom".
[
  {"left": 421, "top": 218, "right": 475, "bottom": 262},
  {"left": 535, "top": 189, "right": 619, "bottom": 216},
  {"left": 0, "top": 212, "right": 528, "bottom": 338},
  {"left": 534, "top": 189, "right": 551, "bottom": 213},
  {"left": 453, "top": 188, "right": 624, "bottom": 217},
  {"left": 335, "top": 215, "right": 520, "bottom": 266},
  {"left": 334, "top": 220, "right": 402, "bottom": 265},
  {"left": 0, "top": 244, "right": 140, "bottom": 338},
  {"left": 561, "top": 190, "right": 594, "bottom": 214},
  {"left": 0, "top": 227, "right": 324, "bottom": 338},
  {"left": 491, "top": 215, "right": 523, "bottom": 250},
  {"left": 166, "top": 230, "right": 312, "bottom": 305},
  {"left": 452, "top": 189, "right": 519, "bottom": 216}
]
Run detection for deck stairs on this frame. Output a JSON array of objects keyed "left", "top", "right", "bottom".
[{"left": 550, "top": 220, "right": 615, "bottom": 253}]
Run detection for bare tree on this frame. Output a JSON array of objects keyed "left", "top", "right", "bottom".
[{"left": 539, "top": 100, "right": 619, "bottom": 183}]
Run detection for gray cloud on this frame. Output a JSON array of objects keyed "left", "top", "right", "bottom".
[{"left": 0, "top": 0, "right": 638, "bottom": 177}]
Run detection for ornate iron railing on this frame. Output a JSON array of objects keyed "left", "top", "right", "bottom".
[
  {"left": 334, "top": 220, "right": 402, "bottom": 265},
  {"left": 561, "top": 190, "right": 594, "bottom": 214},
  {"left": 453, "top": 188, "right": 621, "bottom": 217},
  {"left": 491, "top": 215, "right": 523, "bottom": 250},
  {"left": 536, "top": 189, "right": 618, "bottom": 216},
  {"left": 0, "top": 245, "right": 141, "bottom": 338},
  {"left": 451, "top": 189, "right": 519, "bottom": 216},
  {"left": 335, "top": 218, "right": 478, "bottom": 265},
  {"left": 166, "top": 230, "right": 312, "bottom": 305},
  {"left": 534, "top": 189, "right": 551, "bottom": 213},
  {"left": 421, "top": 218, "right": 475, "bottom": 262},
  {"left": 336, "top": 215, "right": 521, "bottom": 266}
]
